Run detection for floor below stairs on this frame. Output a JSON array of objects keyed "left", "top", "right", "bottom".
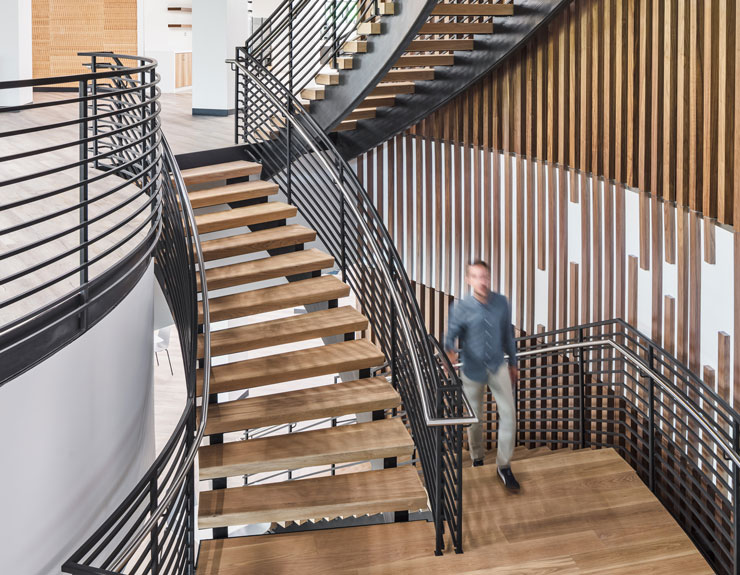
[{"left": 197, "top": 447, "right": 712, "bottom": 574}]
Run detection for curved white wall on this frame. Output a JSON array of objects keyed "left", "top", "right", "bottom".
[{"left": 0, "top": 263, "right": 157, "bottom": 575}]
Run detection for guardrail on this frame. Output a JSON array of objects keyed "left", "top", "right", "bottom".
[{"left": 228, "top": 53, "right": 474, "bottom": 554}]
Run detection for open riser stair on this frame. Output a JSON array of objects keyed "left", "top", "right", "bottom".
[{"left": 181, "top": 159, "right": 429, "bottom": 562}]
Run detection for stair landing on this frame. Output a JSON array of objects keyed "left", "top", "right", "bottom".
[{"left": 197, "top": 448, "right": 711, "bottom": 574}]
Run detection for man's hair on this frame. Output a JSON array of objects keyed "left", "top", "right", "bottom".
[{"left": 467, "top": 259, "right": 490, "bottom": 272}]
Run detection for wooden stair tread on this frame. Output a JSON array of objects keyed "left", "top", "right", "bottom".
[
  {"left": 419, "top": 22, "right": 494, "bottom": 35},
  {"left": 360, "top": 95, "right": 396, "bottom": 108},
  {"left": 197, "top": 339, "right": 385, "bottom": 398},
  {"left": 332, "top": 120, "right": 357, "bottom": 132},
  {"left": 198, "top": 466, "right": 427, "bottom": 528},
  {"left": 405, "top": 39, "right": 475, "bottom": 52},
  {"left": 199, "top": 418, "right": 413, "bottom": 479},
  {"left": 201, "top": 248, "right": 333, "bottom": 291},
  {"left": 201, "top": 224, "right": 316, "bottom": 262},
  {"left": 316, "top": 72, "right": 339, "bottom": 86},
  {"left": 202, "top": 376, "right": 400, "bottom": 435},
  {"left": 393, "top": 54, "right": 455, "bottom": 68},
  {"left": 196, "top": 521, "right": 434, "bottom": 575},
  {"left": 198, "top": 306, "right": 367, "bottom": 358},
  {"left": 431, "top": 3, "right": 514, "bottom": 16},
  {"left": 342, "top": 40, "right": 367, "bottom": 53},
  {"left": 195, "top": 202, "right": 296, "bottom": 234},
  {"left": 383, "top": 68, "right": 435, "bottom": 82},
  {"left": 180, "top": 161, "right": 261, "bottom": 186},
  {"left": 369, "top": 82, "right": 415, "bottom": 97},
  {"left": 357, "top": 21, "right": 382, "bottom": 35},
  {"left": 301, "top": 87, "right": 325, "bottom": 100},
  {"left": 198, "top": 275, "right": 349, "bottom": 323},
  {"left": 346, "top": 108, "right": 377, "bottom": 121},
  {"left": 188, "top": 180, "right": 278, "bottom": 209}
]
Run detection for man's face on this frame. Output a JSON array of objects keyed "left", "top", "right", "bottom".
[{"left": 466, "top": 264, "right": 490, "bottom": 298}]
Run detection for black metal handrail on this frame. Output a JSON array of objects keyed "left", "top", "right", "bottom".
[
  {"left": 509, "top": 318, "right": 740, "bottom": 575},
  {"left": 0, "top": 53, "right": 162, "bottom": 384},
  {"left": 228, "top": 53, "right": 473, "bottom": 554},
  {"left": 0, "top": 53, "right": 210, "bottom": 574},
  {"left": 62, "top": 137, "right": 211, "bottom": 575}
]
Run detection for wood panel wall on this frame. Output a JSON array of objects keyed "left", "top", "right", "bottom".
[
  {"left": 32, "top": 0, "right": 137, "bottom": 82},
  {"left": 405, "top": 0, "right": 740, "bottom": 230},
  {"left": 356, "top": 134, "right": 734, "bottom": 412}
]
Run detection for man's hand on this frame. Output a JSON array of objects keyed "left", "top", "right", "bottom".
[{"left": 509, "top": 365, "right": 518, "bottom": 389}]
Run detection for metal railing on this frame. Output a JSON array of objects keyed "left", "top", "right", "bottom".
[
  {"left": 0, "top": 53, "right": 163, "bottom": 384},
  {"left": 0, "top": 52, "right": 210, "bottom": 574},
  {"left": 503, "top": 319, "right": 740, "bottom": 575},
  {"left": 228, "top": 54, "right": 475, "bottom": 554},
  {"left": 236, "top": 0, "right": 384, "bottom": 143},
  {"left": 63, "top": 137, "right": 211, "bottom": 575}
]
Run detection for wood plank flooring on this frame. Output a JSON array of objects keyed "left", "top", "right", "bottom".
[{"left": 197, "top": 448, "right": 711, "bottom": 574}]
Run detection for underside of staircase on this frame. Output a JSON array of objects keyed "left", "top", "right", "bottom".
[
  {"left": 181, "top": 159, "right": 429, "bottom": 569},
  {"left": 297, "top": 0, "right": 571, "bottom": 158}
]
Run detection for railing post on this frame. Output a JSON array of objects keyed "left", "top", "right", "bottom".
[
  {"left": 647, "top": 345, "right": 656, "bottom": 493},
  {"left": 78, "top": 79, "right": 89, "bottom": 330},
  {"left": 578, "top": 327, "right": 586, "bottom": 449},
  {"left": 331, "top": 0, "right": 337, "bottom": 62},
  {"left": 733, "top": 421, "right": 740, "bottom": 574},
  {"left": 288, "top": 0, "right": 294, "bottom": 94},
  {"left": 150, "top": 477, "right": 159, "bottom": 575},
  {"left": 340, "top": 165, "right": 347, "bottom": 283},
  {"left": 434, "top": 421, "right": 444, "bottom": 556}
]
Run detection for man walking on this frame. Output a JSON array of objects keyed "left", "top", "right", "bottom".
[{"left": 445, "top": 260, "right": 520, "bottom": 491}]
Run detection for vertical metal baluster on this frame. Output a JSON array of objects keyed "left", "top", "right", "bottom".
[
  {"left": 331, "top": 0, "right": 337, "bottom": 62},
  {"left": 733, "top": 421, "right": 740, "bottom": 575},
  {"left": 78, "top": 79, "right": 89, "bottom": 331},
  {"left": 578, "top": 328, "right": 586, "bottom": 449},
  {"left": 150, "top": 477, "right": 159, "bottom": 575},
  {"left": 340, "top": 165, "right": 347, "bottom": 283},
  {"left": 234, "top": 48, "right": 240, "bottom": 144},
  {"left": 647, "top": 345, "right": 656, "bottom": 493}
]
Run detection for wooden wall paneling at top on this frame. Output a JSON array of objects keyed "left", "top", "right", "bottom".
[
  {"left": 32, "top": 0, "right": 137, "bottom": 85},
  {"left": 400, "top": 0, "right": 739, "bottom": 227}
]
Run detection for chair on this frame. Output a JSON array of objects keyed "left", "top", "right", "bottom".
[{"left": 154, "top": 326, "right": 173, "bottom": 375}]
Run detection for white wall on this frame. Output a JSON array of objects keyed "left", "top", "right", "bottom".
[
  {"left": 0, "top": 264, "right": 157, "bottom": 575},
  {"left": 192, "top": 0, "right": 249, "bottom": 114},
  {"left": 0, "top": 0, "right": 32, "bottom": 106},
  {"left": 139, "top": 0, "right": 192, "bottom": 55}
]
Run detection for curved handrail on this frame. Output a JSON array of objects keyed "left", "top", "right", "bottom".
[
  {"left": 0, "top": 52, "right": 162, "bottom": 385},
  {"left": 230, "top": 55, "right": 473, "bottom": 427},
  {"left": 108, "top": 137, "right": 210, "bottom": 571},
  {"left": 511, "top": 318, "right": 740, "bottom": 574}
]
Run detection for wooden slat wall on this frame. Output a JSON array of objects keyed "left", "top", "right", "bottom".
[
  {"left": 406, "top": 0, "right": 738, "bottom": 229},
  {"left": 32, "top": 0, "right": 137, "bottom": 84}
]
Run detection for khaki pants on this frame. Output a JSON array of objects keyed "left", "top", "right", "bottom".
[{"left": 461, "top": 363, "right": 516, "bottom": 468}]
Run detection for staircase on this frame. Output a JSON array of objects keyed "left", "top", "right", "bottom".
[
  {"left": 312, "top": 1, "right": 511, "bottom": 134},
  {"left": 183, "top": 160, "right": 429, "bottom": 549}
]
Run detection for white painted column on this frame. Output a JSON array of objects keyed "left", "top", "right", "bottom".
[
  {"left": 0, "top": 0, "right": 32, "bottom": 107},
  {"left": 192, "top": 0, "right": 249, "bottom": 116}
]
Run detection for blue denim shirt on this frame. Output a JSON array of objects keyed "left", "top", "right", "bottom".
[{"left": 444, "top": 291, "right": 517, "bottom": 382}]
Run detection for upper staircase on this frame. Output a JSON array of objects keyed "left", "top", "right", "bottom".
[
  {"left": 180, "top": 160, "right": 429, "bottom": 540},
  {"left": 237, "top": 0, "right": 572, "bottom": 157}
]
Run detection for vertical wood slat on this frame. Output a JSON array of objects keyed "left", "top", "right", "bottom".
[
  {"left": 688, "top": 211, "right": 702, "bottom": 375},
  {"left": 628, "top": 255, "right": 639, "bottom": 327},
  {"left": 718, "top": 331, "right": 731, "bottom": 403}
]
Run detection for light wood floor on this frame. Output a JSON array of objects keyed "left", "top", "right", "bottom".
[{"left": 197, "top": 447, "right": 712, "bottom": 574}]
